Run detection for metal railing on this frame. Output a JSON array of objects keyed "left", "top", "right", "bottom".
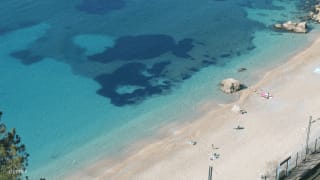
[{"left": 261, "top": 116, "right": 320, "bottom": 180}]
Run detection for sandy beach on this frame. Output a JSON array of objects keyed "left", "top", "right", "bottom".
[{"left": 67, "top": 33, "right": 320, "bottom": 180}]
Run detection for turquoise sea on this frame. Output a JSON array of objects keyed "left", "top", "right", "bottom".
[{"left": 0, "top": 0, "right": 318, "bottom": 178}]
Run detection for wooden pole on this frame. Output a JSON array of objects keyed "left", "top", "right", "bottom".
[
  {"left": 286, "top": 161, "right": 289, "bottom": 176},
  {"left": 305, "top": 116, "right": 312, "bottom": 157},
  {"left": 296, "top": 152, "right": 298, "bottom": 167},
  {"left": 275, "top": 165, "right": 279, "bottom": 180},
  {"left": 208, "top": 166, "right": 213, "bottom": 180},
  {"left": 315, "top": 138, "right": 318, "bottom": 153}
]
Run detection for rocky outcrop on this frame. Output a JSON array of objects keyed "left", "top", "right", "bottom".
[
  {"left": 220, "top": 78, "right": 241, "bottom": 94},
  {"left": 274, "top": 21, "right": 308, "bottom": 33},
  {"left": 310, "top": 4, "right": 320, "bottom": 23},
  {"left": 237, "top": 67, "right": 247, "bottom": 72},
  {"left": 0, "top": 123, "right": 6, "bottom": 134}
]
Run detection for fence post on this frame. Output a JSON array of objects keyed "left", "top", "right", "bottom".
[
  {"left": 208, "top": 166, "right": 213, "bottom": 180},
  {"left": 275, "top": 165, "right": 279, "bottom": 180},
  {"left": 315, "top": 138, "right": 318, "bottom": 153},
  {"left": 296, "top": 152, "right": 298, "bottom": 167},
  {"left": 286, "top": 159, "right": 290, "bottom": 176},
  {"left": 305, "top": 116, "right": 312, "bottom": 157}
]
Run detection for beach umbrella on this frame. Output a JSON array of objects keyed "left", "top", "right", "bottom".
[{"left": 231, "top": 105, "right": 240, "bottom": 113}]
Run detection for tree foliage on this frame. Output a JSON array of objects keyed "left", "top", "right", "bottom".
[{"left": 0, "top": 112, "right": 29, "bottom": 180}]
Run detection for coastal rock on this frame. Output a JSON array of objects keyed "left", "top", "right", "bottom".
[
  {"left": 310, "top": 12, "right": 320, "bottom": 22},
  {"left": 274, "top": 23, "right": 282, "bottom": 29},
  {"left": 274, "top": 21, "right": 308, "bottom": 33},
  {"left": 220, "top": 78, "right": 241, "bottom": 94},
  {"left": 310, "top": 4, "right": 320, "bottom": 23},
  {"left": 0, "top": 123, "right": 6, "bottom": 134}
]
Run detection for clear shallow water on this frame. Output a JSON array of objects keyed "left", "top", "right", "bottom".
[{"left": 0, "top": 0, "right": 317, "bottom": 178}]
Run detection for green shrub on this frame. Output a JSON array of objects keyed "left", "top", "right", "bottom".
[{"left": 0, "top": 112, "right": 29, "bottom": 180}]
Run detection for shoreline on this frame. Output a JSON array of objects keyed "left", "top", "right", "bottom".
[{"left": 67, "top": 32, "right": 320, "bottom": 179}]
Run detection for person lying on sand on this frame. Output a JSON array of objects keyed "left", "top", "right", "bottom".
[
  {"left": 260, "top": 91, "right": 272, "bottom": 99},
  {"left": 187, "top": 140, "right": 197, "bottom": 146},
  {"left": 254, "top": 89, "right": 273, "bottom": 99},
  {"left": 209, "top": 153, "right": 220, "bottom": 161},
  {"left": 240, "top": 109, "right": 247, "bottom": 114}
]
